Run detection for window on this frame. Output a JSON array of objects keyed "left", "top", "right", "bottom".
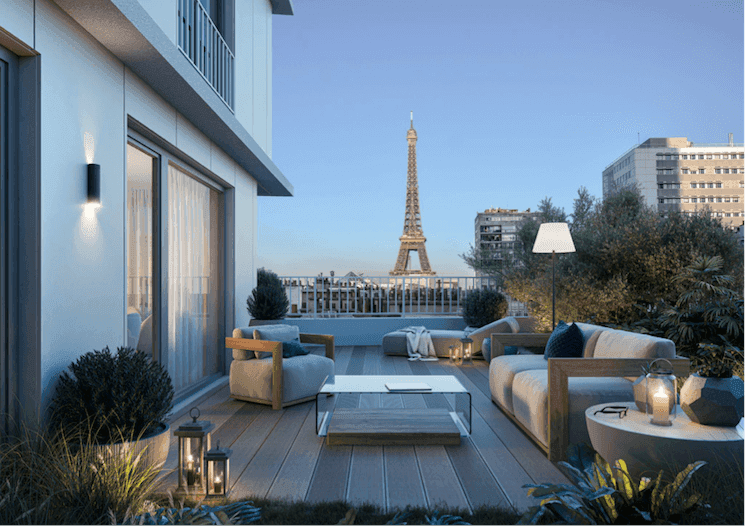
[
  {"left": 683, "top": 169, "right": 689, "bottom": 174},
  {"left": 708, "top": 183, "right": 714, "bottom": 188},
  {"left": 682, "top": 155, "right": 688, "bottom": 160},
  {"left": 723, "top": 168, "right": 729, "bottom": 174},
  {"left": 716, "top": 182, "right": 722, "bottom": 188},
  {"left": 658, "top": 183, "right": 664, "bottom": 189},
  {"left": 706, "top": 154, "right": 712, "bottom": 159},
  {"left": 725, "top": 197, "right": 731, "bottom": 202},
  {"left": 714, "top": 154, "right": 721, "bottom": 159},
  {"left": 658, "top": 198, "right": 664, "bottom": 204},
  {"left": 715, "top": 168, "right": 722, "bottom": 174},
  {"left": 691, "top": 198, "right": 698, "bottom": 203},
  {"left": 690, "top": 182, "right": 697, "bottom": 188},
  {"left": 734, "top": 197, "right": 740, "bottom": 202},
  {"left": 726, "top": 213, "right": 732, "bottom": 217},
  {"left": 699, "top": 168, "right": 705, "bottom": 174},
  {"left": 717, "top": 197, "right": 723, "bottom": 202}
]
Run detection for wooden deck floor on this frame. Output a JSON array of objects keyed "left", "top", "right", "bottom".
[{"left": 160, "top": 346, "right": 569, "bottom": 513}]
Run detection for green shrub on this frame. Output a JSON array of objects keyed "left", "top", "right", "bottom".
[
  {"left": 48, "top": 346, "right": 174, "bottom": 445},
  {"left": 247, "top": 268, "right": 289, "bottom": 320},
  {"left": 462, "top": 288, "right": 508, "bottom": 328}
]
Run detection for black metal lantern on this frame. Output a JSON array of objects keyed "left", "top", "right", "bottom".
[
  {"left": 460, "top": 337, "right": 474, "bottom": 365},
  {"left": 174, "top": 407, "right": 215, "bottom": 496},
  {"left": 204, "top": 439, "right": 232, "bottom": 498}
]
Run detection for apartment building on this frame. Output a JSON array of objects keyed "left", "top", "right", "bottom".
[
  {"left": 1, "top": 0, "right": 294, "bottom": 430},
  {"left": 473, "top": 208, "right": 538, "bottom": 277},
  {"left": 602, "top": 136, "right": 745, "bottom": 228}
]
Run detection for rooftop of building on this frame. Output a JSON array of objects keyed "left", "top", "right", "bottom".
[{"left": 604, "top": 135, "right": 745, "bottom": 171}]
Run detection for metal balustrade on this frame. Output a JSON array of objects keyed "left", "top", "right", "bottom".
[
  {"left": 279, "top": 276, "right": 528, "bottom": 319},
  {"left": 178, "top": 0, "right": 235, "bottom": 110}
]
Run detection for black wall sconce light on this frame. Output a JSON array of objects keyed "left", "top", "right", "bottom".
[{"left": 85, "top": 163, "right": 101, "bottom": 217}]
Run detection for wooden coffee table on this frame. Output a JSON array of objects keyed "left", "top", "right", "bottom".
[{"left": 316, "top": 375, "right": 471, "bottom": 446}]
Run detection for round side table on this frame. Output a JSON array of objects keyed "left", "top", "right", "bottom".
[{"left": 585, "top": 402, "right": 743, "bottom": 479}]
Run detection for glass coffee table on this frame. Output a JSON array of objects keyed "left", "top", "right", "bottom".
[{"left": 316, "top": 375, "right": 471, "bottom": 446}]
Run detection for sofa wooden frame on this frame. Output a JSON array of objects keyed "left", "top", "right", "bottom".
[
  {"left": 490, "top": 333, "right": 690, "bottom": 461},
  {"left": 225, "top": 334, "right": 335, "bottom": 411}
]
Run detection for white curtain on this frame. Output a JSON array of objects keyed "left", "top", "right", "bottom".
[
  {"left": 167, "top": 165, "right": 219, "bottom": 394},
  {"left": 127, "top": 188, "right": 152, "bottom": 321}
]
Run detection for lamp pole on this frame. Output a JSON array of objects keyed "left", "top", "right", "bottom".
[{"left": 551, "top": 251, "right": 556, "bottom": 329}]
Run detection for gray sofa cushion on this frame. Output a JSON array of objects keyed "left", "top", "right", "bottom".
[
  {"left": 489, "top": 354, "right": 547, "bottom": 414},
  {"left": 229, "top": 353, "right": 333, "bottom": 403},
  {"left": 253, "top": 324, "right": 301, "bottom": 359},
  {"left": 511, "top": 369, "right": 634, "bottom": 448}
]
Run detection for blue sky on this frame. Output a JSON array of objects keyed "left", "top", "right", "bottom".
[{"left": 258, "top": 0, "right": 744, "bottom": 277}]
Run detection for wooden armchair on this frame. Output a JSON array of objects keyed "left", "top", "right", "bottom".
[{"left": 226, "top": 331, "right": 334, "bottom": 410}]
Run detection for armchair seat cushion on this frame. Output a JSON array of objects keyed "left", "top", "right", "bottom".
[
  {"left": 489, "top": 354, "right": 547, "bottom": 413},
  {"left": 512, "top": 369, "right": 634, "bottom": 447},
  {"left": 230, "top": 353, "right": 333, "bottom": 403}
]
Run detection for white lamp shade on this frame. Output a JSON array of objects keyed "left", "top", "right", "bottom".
[{"left": 532, "top": 222, "right": 576, "bottom": 254}]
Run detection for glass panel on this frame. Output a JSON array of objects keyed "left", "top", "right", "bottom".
[
  {"left": 126, "top": 144, "right": 155, "bottom": 356},
  {"left": 167, "top": 164, "right": 221, "bottom": 394}
]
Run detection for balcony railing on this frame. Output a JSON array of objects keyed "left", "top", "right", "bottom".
[
  {"left": 178, "top": 0, "right": 235, "bottom": 110},
  {"left": 280, "top": 276, "right": 528, "bottom": 319}
]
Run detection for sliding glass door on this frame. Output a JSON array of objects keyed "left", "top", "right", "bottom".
[
  {"left": 127, "top": 137, "right": 224, "bottom": 399},
  {"left": 166, "top": 164, "right": 222, "bottom": 395}
]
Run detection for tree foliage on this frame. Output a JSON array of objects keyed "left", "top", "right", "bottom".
[
  {"left": 462, "top": 185, "right": 744, "bottom": 333},
  {"left": 247, "top": 268, "right": 289, "bottom": 320},
  {"left": 462, "top": 289, "right": 508, "bottom": 328}
]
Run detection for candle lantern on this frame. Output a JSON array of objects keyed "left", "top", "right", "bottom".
[
  {"left": 460, "top": 337, "right": 474, "bottom": 365},
  {"left": 174, "top": 407, "right": 215, "bottom": 496},
  {"left": 449, "top": 345, "right": 462, "bottom": 366},
  {"left": 646, "top": 358, "right": 676, "bottom": 426},
  {"left": 204, "top": 439, "right": 232, "bottom": 498}
]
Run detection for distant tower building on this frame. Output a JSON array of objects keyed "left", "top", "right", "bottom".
[
  {"left": 602, "top": 136, "right": 744, "bottom": 228},
  {"left": 474, "top": 208, "right": 538, "bottom": 277},
  {"left": 390, "top": 113, "right": 436, "bottom": 275}
]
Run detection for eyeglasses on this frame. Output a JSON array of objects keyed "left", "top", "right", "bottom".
[{"left": 594, "top": 406, "right": 628, "bottom": 419}]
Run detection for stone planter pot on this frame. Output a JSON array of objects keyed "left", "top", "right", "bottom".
[
  {"left": 680, "top": 373, "right": 744, "bottom": 426},
  {"left": 92, "top": 423, "right": 171, "bottom": 473},
  {"left": 631, "top": 375, "right": 649, "bottom": 413}
]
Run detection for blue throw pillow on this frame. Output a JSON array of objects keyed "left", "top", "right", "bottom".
[
  {"left": 543, "top": 321, "right": 584, "bottom": 360},
  {"left": 282, "top": 340, "right": 310, "bottom": 358},
  {"left": 504, "top": 346, "right": 519, "bottom": 355}
]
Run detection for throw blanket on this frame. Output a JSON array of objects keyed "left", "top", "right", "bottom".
[{"left": 400, "top": 326, "right": 438, "bottom": 361}]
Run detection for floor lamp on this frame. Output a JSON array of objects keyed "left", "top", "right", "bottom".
[{"left": 532, "top": 222, "right": 576, "bottom": 329}]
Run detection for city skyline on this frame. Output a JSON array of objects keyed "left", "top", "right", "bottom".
[{"left": 258, "top": 0, "right": 744, "bottom": 277}]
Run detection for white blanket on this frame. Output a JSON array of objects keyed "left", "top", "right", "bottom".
[{"left": 400, "top": 326, "right": 438, "bottom": 361}]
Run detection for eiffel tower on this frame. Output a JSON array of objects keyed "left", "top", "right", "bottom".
[{"left": 390, "top": 113, "right": 436, "bottom": 276}]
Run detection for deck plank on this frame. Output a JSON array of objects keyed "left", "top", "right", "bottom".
[
  {"left": 306, "top": 444, "right": 353, "bottom": 503},
  {"left": 266, "top": 405, "right": 325, "bottom": 502},
  {"left": 225, "top": 409, "right": 285, "bottom": 496},
  {"left": 416, "top": 445, "right": 471, "bottom": 511},
  {"left": 385, "top": 446, "right": 427, "bottom": 511},
  {"left": 421, "top": 358, "right": 539, "bottom": 511},
  {"left": 233, "top": 403, "right": 312, "bottom": 499}
]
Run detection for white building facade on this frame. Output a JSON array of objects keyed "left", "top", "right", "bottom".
[
  {"left": 602, "top": 137, "right": 745, "bottom": 228},
  {"left": 0, "top": 0, "right": 294, "bottom": 431}
]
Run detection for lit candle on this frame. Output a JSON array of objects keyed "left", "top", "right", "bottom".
[
  {"left": 214, "top": 475, "right": 222, "bottom": 494},
  {"left": 186, "top": 454, "right": 195, "bottom": 486},
  {"left": 652, "top": 387, "right": 670, "bottom": 425}
]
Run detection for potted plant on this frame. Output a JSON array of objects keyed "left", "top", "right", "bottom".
[
  {"left": 48, "top": 346, "right": 174, "bottom": 471},
  {"left": 248, "top": 268, "right": 290, "bottom": 326},
  {"left": 680, "top": 344, "right": 744, "bottom": 426}
]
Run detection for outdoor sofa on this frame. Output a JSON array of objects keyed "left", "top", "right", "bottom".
[
  {"left": 382, "top": 315, "right": 537, "bottom": 358},
  {"left": 488, "top": 322, "right": 690, "bottom": 460}
]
